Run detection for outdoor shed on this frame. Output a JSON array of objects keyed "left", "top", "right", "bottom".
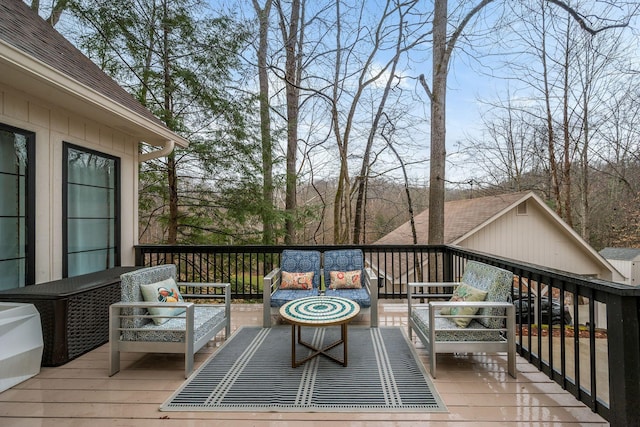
[
  {"left": 599, "top": 247, "right": 640, "bottom": 286},
  {"left": 374, "top": 191, "right": 623, "bottom": 284}
]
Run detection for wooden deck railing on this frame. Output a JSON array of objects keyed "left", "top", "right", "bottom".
[{"left": 134, "top": 244, "right": 640, "bottom": 425}]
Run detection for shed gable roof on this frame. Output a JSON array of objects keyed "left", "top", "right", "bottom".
[
  {"left": 373, "top": 191, "right": 621, "bottom": 282},
  {"left": 375, "top": 191, "right": 530, "bottom": 245}
]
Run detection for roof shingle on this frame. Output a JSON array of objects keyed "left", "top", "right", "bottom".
[
  {"left": 0, "top": 0, "right": 165, "bottom": 128},
  {"left": 375, "top": 192, "right": 530, "bottom": 244}
]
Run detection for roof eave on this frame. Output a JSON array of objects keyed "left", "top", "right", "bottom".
[
  {"left": 450, "top": 192, "right": 532, "bottom": 245},
  {"left": 0, "top": 41, "right": 189, "bottom": 148}
]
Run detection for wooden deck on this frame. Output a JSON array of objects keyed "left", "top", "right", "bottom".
[{"left": 0, "top": 302, "right": 608, "bottom": 426}]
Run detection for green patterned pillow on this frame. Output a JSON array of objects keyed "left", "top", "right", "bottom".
[
  {"left": 140, "top": 278, "right": 186, "bottom": 325},
  {"left": 439, "top": 283, "right": 488, "bottom": 327}
]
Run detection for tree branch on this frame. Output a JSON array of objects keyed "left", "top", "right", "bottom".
[
  {"left": 546, "top": 0, "right": 631, "bottom": 35},
  {"left": 418, "top": 73, "right": 432, "bottom": 101}
]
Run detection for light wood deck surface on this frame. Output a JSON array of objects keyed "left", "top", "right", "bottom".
[{"left": 0, "top": 302, "right": 608, "bottom": 426}]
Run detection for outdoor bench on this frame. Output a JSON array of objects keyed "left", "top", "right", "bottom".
[
  {"left": 109, "top": 264, "right": 231, "bottom": 378},
  {"left": 407, "top": 260, "right": 516, "bottom": 378},
  {"left": 0, "top": 266, "right": 140, "bottom": 366}
]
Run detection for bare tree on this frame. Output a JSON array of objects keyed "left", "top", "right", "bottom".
[
  {"left": 352, "top": 0, "right": 427, "bottom": 244},
  {"left": 328, "top": 0, "right": 427, "bottom": 243},
  {"left": 30, "top": 0, "right": 69, "bottom": 26},
  {"left": 419, "top": 0, "right": 633, "bottom": 244},
  {"left": 274, "top": 0, "right": 303, "bottom": 244}
]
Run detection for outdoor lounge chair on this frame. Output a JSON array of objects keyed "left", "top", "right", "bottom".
[
  {"left": 323, "top": 249, "right": 378, "bottom": 327},
  {"left": 109, "top": 264, "right": 231, "bottom": 378},
  {"left": 407, "top": 260, "right": 516, "bottom": 378},
  {"left": 263, "top": 249, "right": 322, "bottom": 327}
]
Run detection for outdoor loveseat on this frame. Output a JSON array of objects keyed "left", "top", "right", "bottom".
[
  {"left": 407, "top": 260, "right": 516, "bottom": 378},
  {"left": 109, "top": 264, "right": 231, "bottom": 378},
  {"left": 263, "top": 249, "right": 378, "bottom": 327}
]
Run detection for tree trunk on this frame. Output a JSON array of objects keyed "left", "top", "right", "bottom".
[
  {"left": 428, "top": 0, "right": 447, "bottom": 245},
  {"left": 162, "top": 0, "right": 178, "bottom": 244},
  {"left": 561, "top": 19, "right": 573, "bottom": 226},
  {"left": 331, "top": 0, "right": 350, "bottom": 244},
  {"left": 284, "top": 0, "right": 301, "bottom": 244},
  {"left": 253, "top": 0, "right": 275, "bottom": 244},
  {"left": 541, "top": 7, "right": 562, "bottom": 216}
]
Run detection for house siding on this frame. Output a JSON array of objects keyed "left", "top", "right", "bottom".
[
  {"left": 605, "top": 258, "right": 639, "bottom": 286},
  {"left": 1, "top": 84, "right": 138, "bottom": 284},
  {"left": 459, "top": 203, "right": 613, "bottom": 280}
]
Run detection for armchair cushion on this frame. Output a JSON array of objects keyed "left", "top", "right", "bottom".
[
  {"left": 323, "top": 249, "right": 371, "bottom": 308},
  {"left": 271, "top": 288, "right": 318, "bottom": 307},
  {"left": 280, "top": 271, "right": 315, "bottom": 290},
  {"left": 324, "top": 287, "right": 371, "bottom": 307},
  {"left": 281, "top": 250, "right": 322, "bottom": 290},
  {"left": 140, "top": 278, "right": 186, "bottom": 325},
  {"left": 121, "top": 305, "right": 226, "bottom": 343},
  {"left": 329, "top": 270, "right": 362, "bottom": 289},
  {"left": 323, "top": 249, "right": 364, "bottom": 288},
  {"left": 439, "top": 283, "right": 488, "bottom": 327},
  {"left": 412, "top": 307, "right": 503, "bottom": 341},
  {"left": 267, "top": 250, "right": 322, "bottom": 308}
]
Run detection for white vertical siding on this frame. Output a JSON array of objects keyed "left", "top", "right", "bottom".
[
  {"left": 460, "top": 202, "right": 611, "bottom": 279},
  {"left": 1, "top": 84, "right": 139, "bottom": 283},
  {"left": 605, "top": 258, "right": 640, "bottom": 286}
]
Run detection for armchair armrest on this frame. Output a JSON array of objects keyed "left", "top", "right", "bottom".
[
  {"left": 110, "top": 302, "right": 196, "bottom": 333},
  {"left": 407, "top": 282, "right": 460, "bottom": 314},
  {"left": 178, "top": 282, "right": 230, "bottom": 295},
  {"left": 263, "top": 267, "right": 281, "bottom": 293},
  {"left": 363, "top": 268, "right": 379, "bottom": 327},
  {"left": 429, "top": 301, "right": 514, "bottom": 309},
  {"left": 178, "top": 282, "right": 231, "bottom": 313},
  {"left": 408, "top": 282, "right": 460, "bottom": 297},
  {"left": 263, "top": 267, "right": 281, "bottom": 308}
]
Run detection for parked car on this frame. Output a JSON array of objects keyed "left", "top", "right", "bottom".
[{"left": 513, "top": 294, "right": 572, "bottom": 325}]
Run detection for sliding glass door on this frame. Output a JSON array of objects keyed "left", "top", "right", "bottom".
[
  {"left": 0, "top": 124, "right": 35, "bottom": 290},
  {"left": 63, "top": 143, "right": 120, "bottom": 277}
]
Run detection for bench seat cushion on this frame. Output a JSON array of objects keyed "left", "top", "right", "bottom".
[
  {"left": 324, "top": 288, "right": 371, "bottom": 308},
  {"left": 270, "top": 288, "right": 318, "bottom": 307},
  {"left": 411, "top": 308, "right": 503, "bottom": 342},
  {"left": 122, "top": 305, "right": 226, "bottom": 343}
]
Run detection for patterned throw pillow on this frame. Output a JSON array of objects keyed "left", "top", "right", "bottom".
[
  {"left": 439, "top": 283, "right": 488, "bottom": 328},
  {"left": 140, "top": 278, "right": 186, "bottom": 325},
  {"left": 329, "top": 270, "right": 362, "bottom": 289},
  {"left": 280, "top": 271, "right": 314, "bottom": 290}
]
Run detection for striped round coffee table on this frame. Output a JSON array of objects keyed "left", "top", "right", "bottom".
[{"left": 279, "top": 296, "right": 360, "bottom": 368}]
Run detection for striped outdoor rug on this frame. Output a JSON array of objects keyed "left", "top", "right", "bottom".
[{"left": 160, "top": 326, "right": 447, "bottom": 412}]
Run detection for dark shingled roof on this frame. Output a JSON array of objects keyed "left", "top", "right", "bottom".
[{"left": 0, "top": 0, "right": 165, "bottom": 128}]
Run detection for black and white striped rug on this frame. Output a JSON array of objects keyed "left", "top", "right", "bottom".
[{"left": 160, "top": 326, "right": 447, "bottom": 412}]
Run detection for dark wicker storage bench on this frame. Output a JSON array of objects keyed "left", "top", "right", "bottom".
[{"left": 0, "top": 267, "right": 140, "bottom": 366}]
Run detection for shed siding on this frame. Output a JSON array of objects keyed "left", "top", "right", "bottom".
[
  {"left": 460, "top": 203, "right": 611, "bottom": 279},
  {"left": 605, "top": 259, "right": 640, "bottom": 286},
  {"left": 1, "top": 84, "right": 139, "bottom": 283}
]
